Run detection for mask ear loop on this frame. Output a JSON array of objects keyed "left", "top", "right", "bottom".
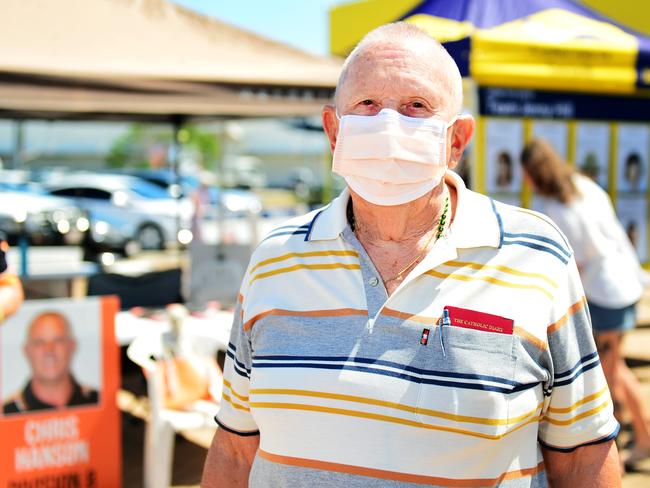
[{"left": 445, "top": 114, "right": 460, "bottom": 164}]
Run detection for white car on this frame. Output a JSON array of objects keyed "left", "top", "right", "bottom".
[
  {"left": 0, "top": 184, "right": 87, "bottom": 245},
  {"left": 46, "top": 174, "right": 194, "bottom": 252}
]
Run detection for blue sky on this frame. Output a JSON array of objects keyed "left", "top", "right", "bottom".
[{"left": 171, "top": 0, "right": 344, "bottom": 55}]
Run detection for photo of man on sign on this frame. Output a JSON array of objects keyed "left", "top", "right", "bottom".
[
  {"left": 2, "top": 310, "right": 100, "bottom": 415},
  {"left": 0, "top": 297, "right": 119, "bottom": 488}
]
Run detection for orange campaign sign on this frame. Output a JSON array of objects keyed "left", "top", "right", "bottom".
[{"left": 0, "top": 296, "right": 121, "bottom": 488}]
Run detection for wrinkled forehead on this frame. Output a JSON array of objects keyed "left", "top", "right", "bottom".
[{"left": 338, "top": 41, "right": 457, "bottom": 110}]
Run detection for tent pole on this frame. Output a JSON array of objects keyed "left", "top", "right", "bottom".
[
  {"left": 216, "top": 121, "right": 228, "bottom": 262},
  {"left": 171, "top": 116, "right": 185, "bottom": 258},
  {"left": 11, "top": 120, "right": 24, "bottom": 169},
  {"left": 13, "top": 120, "right": 28, "bottom": 275}
]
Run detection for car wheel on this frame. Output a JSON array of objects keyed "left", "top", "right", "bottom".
[{"left": 136, "top": 224, "right": 164, "bottom": 250}]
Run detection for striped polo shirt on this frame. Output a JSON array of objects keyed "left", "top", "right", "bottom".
[{"left": 216, "top": 171, "right": 618, "bottom": 487}]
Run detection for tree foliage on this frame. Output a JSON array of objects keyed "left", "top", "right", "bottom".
[{"left": 106, "top": 123, "right": 220, "bottom": 170}]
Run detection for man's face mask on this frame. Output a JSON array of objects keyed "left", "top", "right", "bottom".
[{"left": 332, "top": 108, "right": 457, "bottom": 206}]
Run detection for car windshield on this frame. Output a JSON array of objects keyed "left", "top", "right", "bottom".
[{"left": 128, "top": 179, "right": 172, "bottom": 199}]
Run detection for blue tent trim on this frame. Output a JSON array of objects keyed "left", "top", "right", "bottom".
[
  {"left": 399, "top": 0, "right": 607, "bottom": 30},
  {"left": 637, "top": 37, "right": 650, "bottom": 89},
  {"left": 442, "top": 38, "right": 471, "bottom": 77}
]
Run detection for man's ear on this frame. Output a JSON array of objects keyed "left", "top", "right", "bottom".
[
  {"left": 322, "top": 104, "right": 339, "bottom": 153},
  {"left": 448, "top": 114, "right": 475, "bottom": 170}
]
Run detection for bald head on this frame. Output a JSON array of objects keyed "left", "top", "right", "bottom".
[
  {"left": 24, "top": 311, "right": 76, "bottom": 384},
  {"left": 27, "top": 312, "right": 72, "bottom": 341},
  {"left": 335, "top": 22, "right": 463, "bottom": 117}
]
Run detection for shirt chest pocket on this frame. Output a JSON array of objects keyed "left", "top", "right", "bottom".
[{"left": 414, "top": 325, "right": 517, "bottom": 439}]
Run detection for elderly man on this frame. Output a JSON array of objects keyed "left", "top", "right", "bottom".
[
  {"left": 3, "top": 311, "right": 98, "bottom": 414},
  {"left": 202, "top": 23, "right": 620, "bottom": 487}
]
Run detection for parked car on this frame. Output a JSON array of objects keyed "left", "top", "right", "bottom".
[
  {"left": 45, "top": 173, "right": 194, "bottom": 253},
  {"left": 0, "top": 182, "right": 87, "bottom": 245},
  {"left": 116, "top": 168, "right": 263, "bottom": 217}
]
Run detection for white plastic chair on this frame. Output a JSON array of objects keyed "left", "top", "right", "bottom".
[{"left": 127, "top": 330, "right": 224, "bottom": 488}]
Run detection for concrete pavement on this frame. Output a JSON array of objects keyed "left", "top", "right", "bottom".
[{"left": 620, "top": 289, "right": 650, "bottom": 486}]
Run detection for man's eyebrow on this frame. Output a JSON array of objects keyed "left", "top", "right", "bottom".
[{"left": 29, "top": 334, "right": 69, "bottom": 340}]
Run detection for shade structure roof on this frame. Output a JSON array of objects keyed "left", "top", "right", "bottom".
[
  {"left": 1, "top": 0, "right": 343, "bottom": 121},
  {"left": 330, "top": 0, "right": 650, "bottom": 95}
]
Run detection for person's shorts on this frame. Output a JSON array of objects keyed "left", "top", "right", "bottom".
[{"left": 587, "top": 301, "right": 637, "bottom": 333}]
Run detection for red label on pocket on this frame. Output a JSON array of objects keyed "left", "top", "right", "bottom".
[
  {"left": 445, "top": 306, "right": 514, "bottom": 335},
  {"left": 420, "top": 328, "right": 430, "bottom": 345}
]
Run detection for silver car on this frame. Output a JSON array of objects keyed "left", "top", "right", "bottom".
[
  {"left": 0, "top": 183, "right": 87, "bottom": 245},
  {"left": 46, "top": 173, "right": 194, "bottom": 252}
]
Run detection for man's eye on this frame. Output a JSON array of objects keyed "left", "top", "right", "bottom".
[
  {"left": 360, "top": 100, "right": 374, "bottom": 106},
  {"left": 411, "top": 101, "right": 425, "bottom": 108}
]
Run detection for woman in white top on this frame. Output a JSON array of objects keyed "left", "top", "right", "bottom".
[{"left": 521, "top": 138, "right": 650, "bottom": 467}]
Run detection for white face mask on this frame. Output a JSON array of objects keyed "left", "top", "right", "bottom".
[{"left": 332, "top": 108, "right": 456, "bottom": 206}]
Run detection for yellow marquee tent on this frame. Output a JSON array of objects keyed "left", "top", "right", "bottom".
[{"left": 330, "top": 0, "right": 650, "bottom": 95}]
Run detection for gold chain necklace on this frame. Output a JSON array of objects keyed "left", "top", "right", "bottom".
[{"left": 382, "top": 195, "right": 450, "bottom": 283}]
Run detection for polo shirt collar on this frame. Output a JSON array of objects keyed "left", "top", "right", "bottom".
[
  {"left": 306, "top": 187, "right": 350, "bottom": 242},
  {"left": 307, "top": 171, "right": 502, "bottom": 250}
]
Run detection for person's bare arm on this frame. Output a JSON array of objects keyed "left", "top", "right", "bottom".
[
  {"left": 542, "top": 440, "right": 620, "bottom": 487},
  {"left": 0, "top": 274, "right": 24, "bottom": 321},
  {"left": 201, "top": 428, "right": 260, "bottom": 488}
]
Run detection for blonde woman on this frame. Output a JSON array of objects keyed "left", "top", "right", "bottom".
[{"left": 521, "top": 138, "right": 650, "bottom": 467}]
